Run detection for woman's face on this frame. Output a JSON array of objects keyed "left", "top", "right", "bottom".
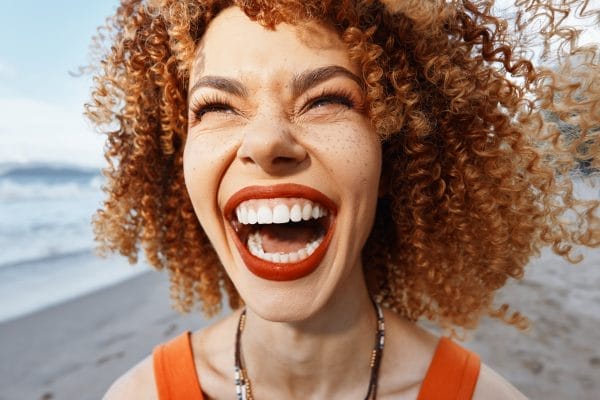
[{"left": 184, "top": 7, "right": 382, "bottom": 321}]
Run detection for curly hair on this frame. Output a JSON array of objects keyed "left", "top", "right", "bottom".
[{"left": 85, "top": 0, "right": 600, "bottom": 331}]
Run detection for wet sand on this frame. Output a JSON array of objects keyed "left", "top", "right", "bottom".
[
  {"left": 468, "top": 247, "right": 600, "bottom": 399},
  {"left": 0, "top": 248, "right": 598, "bottom": 400}
]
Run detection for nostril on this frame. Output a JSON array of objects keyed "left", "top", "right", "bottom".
[
  {"left": 237, "top": 126, "right": 308, "bottom": 172},
  {"left": 273, "top": 156, "right": 300, "bottom": 165}
]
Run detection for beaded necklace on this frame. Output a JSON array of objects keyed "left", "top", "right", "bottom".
[{"left": 234, "top": 301, "right": 385, "bottom": 400}]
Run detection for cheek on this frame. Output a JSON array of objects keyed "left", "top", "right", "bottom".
[
  {"left": 183, "top": 140, "right": 212, "bottom": 209},
  {"left": 323, "top": 125, "right": 382, "bottom": 193},
  {"left": 183, "top": 133, "right": 238, "bottom": 223},
  {"left": 325, "top": 127, "right": 381, "bottom": 251},
  {"left": 331, "top": 126, "right": 382, "bottom": 240}
]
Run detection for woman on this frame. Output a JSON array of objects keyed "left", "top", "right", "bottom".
[{"left": 87, "top": 0, "right": 599, "bottom": 398}]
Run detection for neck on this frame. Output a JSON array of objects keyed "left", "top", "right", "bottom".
[{"left": 239, "top": 268, "right": 378, "bottom": 399}]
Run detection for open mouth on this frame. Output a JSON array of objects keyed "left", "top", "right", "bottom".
[{"left": 224, "top": 184, "right": 337, "bottom": 281}]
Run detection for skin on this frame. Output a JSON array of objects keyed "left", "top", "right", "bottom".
[
  {"left": 184, "top": 8, "right": 381, "bottom": 322},
  {"left": 104, "top": 7, "right": 527, "bottom": 400}
]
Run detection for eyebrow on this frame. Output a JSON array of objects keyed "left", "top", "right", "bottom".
[
  {"left": 291, "top": 65, "right": 363, "bottom": 98},
  {"left": 189, "top": 76, "right": 248, "bottom": 97},
  {"left": 188, "top": 65, "right": 363, "bottom": 98}
]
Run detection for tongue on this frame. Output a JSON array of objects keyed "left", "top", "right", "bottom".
[{"left": 259, "top": 224, "right": 316, "bottom": 254}]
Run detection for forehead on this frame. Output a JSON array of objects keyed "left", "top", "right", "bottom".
[{"left": 191, "top": 7, "right": 357, "bottom": 81}]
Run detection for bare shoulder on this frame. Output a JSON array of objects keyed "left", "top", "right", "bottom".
[
  {"left": 102, "top": 355, "right": 158, "bottom": 400},
  {"left": 473, "top": 363, "right": 528, "bottom": 400},
  {"left": 104, "top": 312, "right": 238, "bottom": 400},
  {"left": 378, "top": 310, "right": 527, "bottom": 400}
]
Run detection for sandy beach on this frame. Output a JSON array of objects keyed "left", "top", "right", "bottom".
[
  {"left": 0, "top": 247, "right": 598, "bottom": 400},
  {"left": 0, "top": 269, "right": 201, "bottom": 400}
]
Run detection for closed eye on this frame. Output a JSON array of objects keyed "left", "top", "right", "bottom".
[
  {"left": 302, "top": 89, "right": 357, "bottom": 113},
  {"left": 189, "top": 95, "right": 237, "bottom": 123},
  {"left": 309, "top": 95, "right": 354, "bottom": 109}
]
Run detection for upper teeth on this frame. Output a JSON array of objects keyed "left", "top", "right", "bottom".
[{"left": 235, "top": 199, "right": 328, "bottom": 225}]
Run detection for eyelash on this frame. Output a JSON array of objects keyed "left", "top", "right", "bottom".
[
  {"left": 189, "top": 94, "right": 234, "bottom": 123},
  {"left": 302, "top": 88, "right": 356, "bottom": 112},
  {"left": 189, "top": 88, "right": 357, "bottom": 123}
]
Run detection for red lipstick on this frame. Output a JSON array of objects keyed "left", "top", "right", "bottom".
[{"left": 224, "top": 184, "right": 337, "bottom": 281}]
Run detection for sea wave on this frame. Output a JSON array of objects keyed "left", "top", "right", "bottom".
[
  {"left": 0, "top": 161, "right": 104, "bottom": 267},
  {"left": 0, "top": 162, "right": 103, "bottom": 201},
  {"left": 0, "top": 178, "right": 102, "bottom": 201}
]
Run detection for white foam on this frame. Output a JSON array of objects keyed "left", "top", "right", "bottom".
[{"left": 0, "top": 178, "right": 101, "bottom": 201}]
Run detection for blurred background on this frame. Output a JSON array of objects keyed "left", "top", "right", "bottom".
[
  {"left": 0, "top": 1, "right": 598, "bottom": 399},
  {"left": 0, "top": 0, "right": 146, "bottom": 323}
]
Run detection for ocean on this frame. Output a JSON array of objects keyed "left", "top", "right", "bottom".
[
  {"left": 0, "top": 162, "right": 598, "bottom": 324},
  {"left": 0, "top": 163, "right": 147, "bottom": 323}
]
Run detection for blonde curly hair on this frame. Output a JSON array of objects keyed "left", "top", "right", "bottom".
[{"left": 86, "top": 0, "right": 600, "bottom": 331}]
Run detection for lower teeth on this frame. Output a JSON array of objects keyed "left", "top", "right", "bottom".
[{"left": 246, "top": 231, "right": 323, "bottom": 263}]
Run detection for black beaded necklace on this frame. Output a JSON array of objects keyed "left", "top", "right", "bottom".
[{"left": 234, "top": 301, "right": 385, "bottom": 400}]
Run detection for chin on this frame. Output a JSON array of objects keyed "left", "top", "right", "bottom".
[
  {"left": 243, "top": 291, "right": 328, "bottom": 323},
  {"left": 226, "top": 244, "right": 343, "bottom": 323}
]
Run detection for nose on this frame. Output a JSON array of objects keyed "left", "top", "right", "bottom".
[{"left": 237, "top": 114, "right": 307, "bottom": 175}]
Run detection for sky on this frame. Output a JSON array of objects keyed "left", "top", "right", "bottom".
[
  {"left": 0, "top": 0, "right": 119, "bottom": 168},
  {"left": 0, "top": 1, "right": 598, "bottom": 169}
]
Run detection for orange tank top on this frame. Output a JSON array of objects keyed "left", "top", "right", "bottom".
[{"left": 153, "top": 332, "right": 480, "bottom": 399}]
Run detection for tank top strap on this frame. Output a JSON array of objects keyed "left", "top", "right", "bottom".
[
  {"left": 417, "top": 337, "right": 481, "bottom": 400},
  {"left": 153, "top": 331, "right": 205, "bottom": 400}
]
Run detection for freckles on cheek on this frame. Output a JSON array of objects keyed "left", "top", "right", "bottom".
[{"left": 335, "top": 126, "right": 379, "bottom": 183}]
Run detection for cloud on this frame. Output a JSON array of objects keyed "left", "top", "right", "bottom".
[
  {"left": 0, "top": 61, "right": 17, "bottom": 80},
  {"left": 0, "top": 97, "right": 105, "bottom": 167}
]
